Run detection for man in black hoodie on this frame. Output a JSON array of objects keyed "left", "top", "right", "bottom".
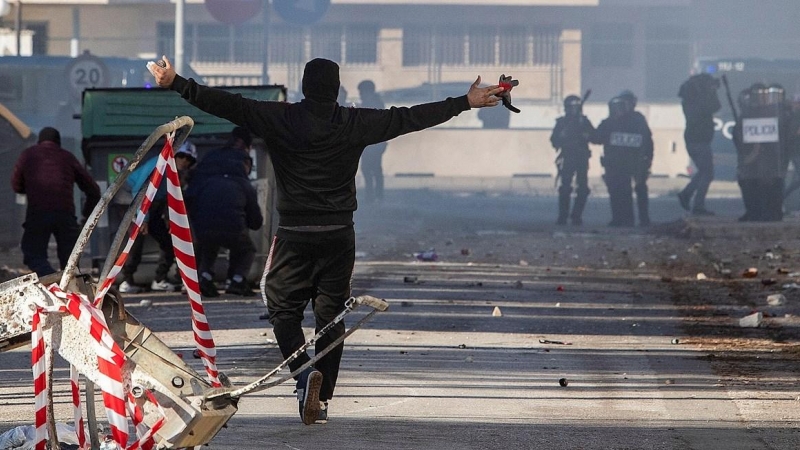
[{"left": 148, "top": 56, "right": 504, "bottom": 425}]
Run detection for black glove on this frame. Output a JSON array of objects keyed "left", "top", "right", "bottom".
[{"left": 498, "top": 74, "right": 521, "bottom": 113}]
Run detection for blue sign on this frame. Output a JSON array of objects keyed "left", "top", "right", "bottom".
[{"left": 273, "top": 0, "right": 330, "bottom": 25}]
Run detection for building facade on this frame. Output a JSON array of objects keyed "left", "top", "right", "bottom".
[
  {"left": 2, "top": 0, "right": 799, "bottom": 182},
  {"left": 3, "top": 0, "right": 799, "bottom": 105}
]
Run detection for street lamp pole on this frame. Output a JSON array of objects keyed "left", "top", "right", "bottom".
[
  {"left": 14, "top": 0, "right": 20, "bottom": 55},
  {"left": 175, "top": 0, "right": 184, "bottom": 75}
]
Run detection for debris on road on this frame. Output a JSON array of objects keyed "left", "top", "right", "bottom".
[
  {"left": 743, "top": 268, "right": 759, "bottom": 278},
  {"left": 767, "top": 294, "right": 786, "bottom": 306},
  {"left": 414, "top": 249, "right": 438, "bottom": 261},
  {"left": 539, "top": 339, "right": 572, "bottom": 345},
  {"left": 492, "top": 306, "right": 502, "bottom": 317},
  {"left": 558, "top": 378, "right": 568, "bottom": 387},
  {"left": 738, "top": 312, "right": 763, "bottom": 328}
]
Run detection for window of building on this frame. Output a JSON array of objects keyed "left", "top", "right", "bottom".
[
  {"left": 311, "top": 26, "right": 342, "bottom": 62},
  {"left": 234, "top": 25, "right": 265, "bottom": 63},
  {"left": 437, "top": 27, "right": 465, "bottom": 65},
  {"left": 344, "top": 25, "right": 378, "bottom": 64},
  {"left": 269, "top": 25, "right": 304, "bottom": 64},
  {"left": 402, "top": 26, "right": 432, "bottom": 67},
  {"left": 499, "top": 26, "right": 527, "bottom": 66},
  {"left": 468, "top": 26, "right": 495, "bottom": 65},
  {"left": 533, "top": 27, "right": 561, "bottom": 66},
  {"left": 158, "top": 22, "right": 377, "bottom": 66},
  {"left": 404, "top": 25, "right": 562, "bottom": 67},
  {"left": 589, "top": 23, "right": 634, "bottom": 68},
  {"left": 25, "top": 22, "right": 48, "bottom": 55},
  {"left": 645, "top": 25, "right": 690, "bottom": 100}
]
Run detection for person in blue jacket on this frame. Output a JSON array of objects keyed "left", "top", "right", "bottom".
[{"left": 184, "top": 127, "right": 263, "bottom": 298}]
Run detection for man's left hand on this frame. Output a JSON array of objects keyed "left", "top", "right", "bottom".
[{"left": 467, "top": 76, "right": 504, "bottom": 108}]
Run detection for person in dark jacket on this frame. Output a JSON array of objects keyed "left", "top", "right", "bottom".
[
  {"left": 119, "top": 141, "right": 198, "bottom": 293},
  {"left": 11, "top": 127, "right": 101, "bottom": 276},
  {"left": 677, "top": 74, "right": 721, "bottom": 216},
  {"left": 148, "top": 56, "right": 504, "bottom": 425},
  {"left": 357, "top": 79, "right": 388, "bottom": 203},
  {"left": 592, "top": 92, "right": 654, "bottom": 227},
  {"left": 185, "top": 127, "right": 263, "bottom": 298},
  {"left": 550, "top": 95, "right": 595, "bottom": 225}
]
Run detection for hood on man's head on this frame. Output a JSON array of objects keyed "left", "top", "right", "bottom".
[
  {"left": 302, "top": 58, "right": 340, "bottom": 103},
  {"left": 38, "top": 127, "right": 61, "bottom": 146}
]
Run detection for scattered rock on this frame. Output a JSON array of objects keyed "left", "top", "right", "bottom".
[
  {"left": 738, "top": 312, "right": 763, "bottom": 328},
  {"left": 742, "top": 268, "right": 759, "bottom": 278},
  {"left": 767, "top": 294, "right": 786, "bottom": 306}
]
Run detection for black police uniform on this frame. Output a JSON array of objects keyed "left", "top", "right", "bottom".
[
  {"left": 550, "top": 95, "right": 595, "bottom": 225},
  {"left": 592, "top": 96, "right": 654, "bottom": 227}
]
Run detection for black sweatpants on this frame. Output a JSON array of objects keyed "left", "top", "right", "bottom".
[
  {"left": 263, "top": 226, "right": 355, "bottom": 402},
  {"left": 20, "top": 209, "right": 80, "bottom": 277}
]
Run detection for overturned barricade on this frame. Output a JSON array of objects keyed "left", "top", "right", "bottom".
[{"left": 0, "top": 117, "right": 388, "bottom": 449}]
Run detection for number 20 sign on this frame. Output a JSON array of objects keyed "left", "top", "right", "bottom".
[{"left": 65, "top": 52, "right": 110, "bottom": 100}]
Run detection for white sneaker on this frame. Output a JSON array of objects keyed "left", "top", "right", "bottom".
[
  {"left": 119, "top": 281, "right": 143, "bottom": 294},
  {"left": 151, "top": 279, "right": 178, "bottom": 292}
]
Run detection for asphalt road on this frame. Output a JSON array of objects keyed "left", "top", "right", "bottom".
[{"left": 2, "top": 189, "right": 799, "bottom": 449}]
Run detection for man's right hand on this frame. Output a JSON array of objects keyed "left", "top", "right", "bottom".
[{"left": 146, "top": 55, "right": 176, "bottom": 88}]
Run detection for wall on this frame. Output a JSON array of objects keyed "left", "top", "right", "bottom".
[{"left": 380, "top": 104, "right": 689, "bottom": 180}]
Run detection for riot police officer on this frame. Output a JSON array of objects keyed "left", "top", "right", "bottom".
[
  {"left": 677, "top": 73, "right": 721, "bottom": 216},
  {"left": 592, "top": 91, "right": 654, "bottom": 227},
  {"left": 733, "top": 83, "right": 787, "bottom": 221},
  {"left": 550, "top": 95, "right": 595, "bottom": 225}
]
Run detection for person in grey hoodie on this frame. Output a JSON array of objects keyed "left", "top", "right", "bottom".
[{"left": 148, "top": 56, "right": 505, "bottom": 425}]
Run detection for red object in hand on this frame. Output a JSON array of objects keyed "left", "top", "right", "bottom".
[{"left": 497, "top": 74, "right": 520, "bottom": 113}]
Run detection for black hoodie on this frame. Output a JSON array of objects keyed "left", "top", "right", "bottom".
[{"left": 170, "top": 74, "right": 471, "bottom": 227}]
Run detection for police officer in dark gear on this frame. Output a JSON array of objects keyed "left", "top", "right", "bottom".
[
  {"left": 733, "top": 83, "right": 787, "bottom": 221},
  {"left": 677, "top": 74, "right": 721, "bottom": 216},
  {"left": 592, "top": 92, "right": 654, "bottom": 227},
  {"left": 550, "top": 95, "right": 595, "bottom": 225}
]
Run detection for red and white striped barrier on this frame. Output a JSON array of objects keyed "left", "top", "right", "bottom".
[
  {"left": 70, "top": 365, "right": 86, "bottom": 449},
  {"left": 31, "top": 307, "right": 48, "bottom": 450},
  {"left": 31, "top": 136, "right": 221, "bottom": 449},
  {"left": 93, "top": 137, "right": 220, "bottom": 385}
]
